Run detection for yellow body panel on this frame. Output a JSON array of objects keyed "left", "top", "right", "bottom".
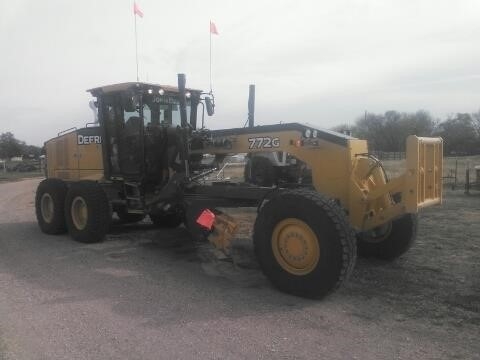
[
  {"left": 193, "top": 129, "right": 357, "bottom": 203},
  {"left": 45, "top": 126, "right": 442, "bottom": 233},
  {"left": 193, "top": 131, "right": 443, "bottom": 232},
  {"left": 46, "top": 132, "right": 78, "bottom": 180},
  {"left": 77, "top": 140, "right": 104, "bottom": 180},
  {"left": 45, "top": 130, "right": 104, "bottom": 181}
]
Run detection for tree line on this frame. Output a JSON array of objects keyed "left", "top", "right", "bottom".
[
  {"left": 334, "top": 110, "right": 480, "bottom": 155},
  {"left": 2, "top": 109, "right": 480, "bottom": 160},
  {"left": 0, "top": 132, "right": 43, "bottom": 160}
]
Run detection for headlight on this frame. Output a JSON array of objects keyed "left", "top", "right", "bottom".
[
  {"left": 305, "top": 129, "right": 311, "bottom": 138},
  {"left": 158, "top": 88, "right": 165, "bottom": 95},
  {"left": 312, "top": 130, "right": 318, "bottom": 138},
  {"left": 147, "top": 89, "right": 153, "bottom": 94},
  {"left": 186, "top": 91, "right": 191, "bottom": 99}
]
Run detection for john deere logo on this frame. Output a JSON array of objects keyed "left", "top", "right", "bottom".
[{"left": 77, "top": 135, "right": 102, "bottom": 145}]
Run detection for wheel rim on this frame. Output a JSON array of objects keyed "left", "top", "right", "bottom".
[
  {"left": 271, "top": 218, "right": 320, "bottom": 275},
  {"left": 40, "top": 193, "right": 54, "bottom": 224},
  {"left": 71, "top": 196, "right": 88, "bottom": 230}
]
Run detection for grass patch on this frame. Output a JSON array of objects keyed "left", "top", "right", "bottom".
[{"left": 0, "top": 170, "right": 44, "bottom": 183}]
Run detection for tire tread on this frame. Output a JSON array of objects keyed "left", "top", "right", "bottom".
[
  {"left": 65, "top": 181, "right": 110, "bottom": 243},
  {"left": 35, "top": 178, "right": 67, "bottom": 234},
  {"left": 253, "top": 189, "right": 356, "bottom": 298}
]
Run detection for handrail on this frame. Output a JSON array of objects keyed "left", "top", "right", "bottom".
[
  {"left": 57, "top": 127, "right": 77, "bottom": 136},
  {"left": 216, "top": 162, "right": 232, "bottom": 179}
]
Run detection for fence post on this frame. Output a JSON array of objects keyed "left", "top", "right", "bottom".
[
  {"left": 453, "top": 159, "right": 458, "bottom": 190},
  {"left": 465, "top": 167, "right": 470, "bottom": 194}
]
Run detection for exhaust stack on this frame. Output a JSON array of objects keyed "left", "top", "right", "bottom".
[
  {"left": 177, "top": 73, "right": 190, "bottom": 176},
  {"left": 248, "top": 84, "right": 255, "bottom": 128},
  {"left": 177, "top": 73, "right": 188, "bottom": 128}
]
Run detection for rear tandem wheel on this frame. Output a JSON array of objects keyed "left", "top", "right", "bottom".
[
  {"left": 253, "top": 189, "right": 357, "bottom": 299},
  {"left": 35, "top": 178, "right": 68, "bottom": 234},
  {"left": 64, "top": 181, "right": 111, "bottom": 243}
]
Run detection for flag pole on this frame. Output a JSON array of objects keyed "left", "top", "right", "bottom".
[
  {"left": 209, "top": 21, "right": 212, "bottom": 93},
  {"left": 134, "top": 10, "right": 139, "bottom": 82}
]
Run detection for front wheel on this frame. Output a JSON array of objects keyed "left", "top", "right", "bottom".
[
  {"left": 253, "top": 189, "right": 356, "bottom": 299},
  {"left": 64, "top": 181, "right": 111, "bottom": 243},
  {"left": 357, "top": 214, "right": 418, "bottom": 260}
]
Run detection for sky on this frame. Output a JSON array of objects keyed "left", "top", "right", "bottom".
[{"left": 1, "top": 0, "right": 479, "bottom": 146}]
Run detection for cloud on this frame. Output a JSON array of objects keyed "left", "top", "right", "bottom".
[{"left": 1, "top": 0, "right": 480, "bottom": 145}]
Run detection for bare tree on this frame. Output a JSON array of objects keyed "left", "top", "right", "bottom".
[
  {"left": 434, "top": 113, "right": 479, "bottom": 155},
  {"left": 351, "top": 110, "right": 435, "bottom": 152}
]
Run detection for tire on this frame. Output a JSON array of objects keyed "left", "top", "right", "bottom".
[
  {"left": 244, "top": 156, "right": 276, "bottom": 186},
  {"left": 357, "top": 214, "right": 418, "bottom": 261},
  {"left": 253, "top": 189, "right": 357, "bottom": 299},
  {"left": 64, "top": 181, "right": 111, "bottom": 243},
  {"left": 35, "top": 178, "right": 68, "bottom": 234},
  {"left": 150, "top": 211, "right": 183, "bottom": 228},
  {"left": 116, "top": 208, "right": 145, "bottom": 224}
]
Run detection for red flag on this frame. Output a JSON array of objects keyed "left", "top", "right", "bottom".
[
  {"left": 210, "top": 21, "right": 219, "bottom": 35},
  {"left": 196, "top": 209, "right": 216, "bottom": 230},
  {"left": 133, "top": 2, "right": 143, "bottom": 18}
]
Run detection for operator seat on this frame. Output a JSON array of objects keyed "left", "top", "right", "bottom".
[{"left": 125, "top": 116, "right": 142, "bottom": 136}]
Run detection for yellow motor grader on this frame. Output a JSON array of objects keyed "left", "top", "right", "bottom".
[{"left": 36, "top": 74, "right": 443, "bottom": 298}]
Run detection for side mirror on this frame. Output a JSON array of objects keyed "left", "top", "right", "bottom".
[{"left": 205, "top": 97, "right": 214, "bottom": 116}]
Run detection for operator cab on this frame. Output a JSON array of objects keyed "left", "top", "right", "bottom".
[{"left": 87, "top": 82, "right": 209, "bottom": 190}]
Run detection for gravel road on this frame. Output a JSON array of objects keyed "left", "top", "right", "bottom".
[{"left": 0, "top": 178, "right": 478, "bottom": 359}]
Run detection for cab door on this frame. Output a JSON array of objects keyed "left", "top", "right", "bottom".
[{"left": 100, "top": 93, "right": 144, "bottom": 179}]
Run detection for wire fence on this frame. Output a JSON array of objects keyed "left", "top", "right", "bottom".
[
  {"left": 370, "top": 151, "right": 406, "bottom": 161},
  {"left": 380, "top": 154, "right": 480, "bottom": 191}
]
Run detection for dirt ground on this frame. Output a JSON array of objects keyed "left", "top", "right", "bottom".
[
  {"left": 0, "top": 179, "right": 479, "bottom": 359},
  {"left": 227, "top": 189, "right": 480, "bottom": 346}
]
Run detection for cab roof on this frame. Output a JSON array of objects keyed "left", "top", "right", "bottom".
[{"left": 87, "top": 82, "right": 202, "bottom": 97}]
